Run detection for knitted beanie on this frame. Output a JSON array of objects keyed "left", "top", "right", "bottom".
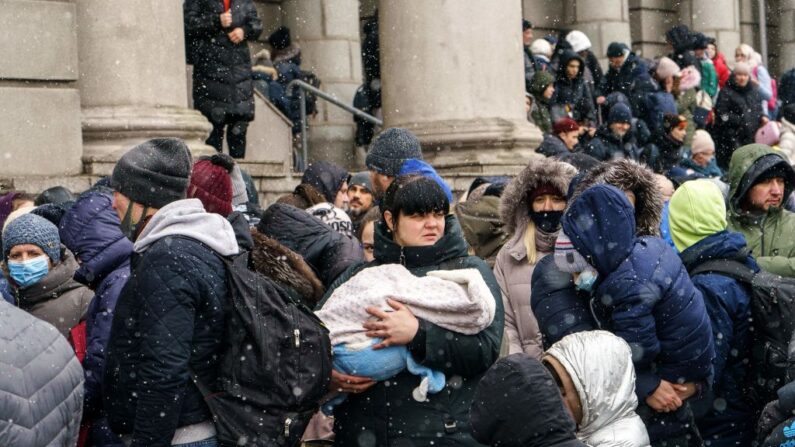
[
  {"left": 755, "top": 121, "right": 781, "bottom": 146},
  {"left": 230, "top": 164, "right": 249, "bottom": 206},
  {"left": 608, "top": 103, "right": 633, "bottom": 124},
  {"left": 554, "top": 232, "right": 590, "bottom": 273},
  {"left": 188, "top": 155, "right": 234, "bottom": 217},
  {"left": 307, "top": 203, "right": 354, "bottom": 238},
  {"left": 553, "top": 117, "right": 580, "bottom": 134},
  {"left": 366, "top": 128, "right": 423, "bottom": 177},
  {"left": 349, "top": 171, "right": 373, "bottom": 192},
  {"left": 668, "top": 179, "right": 727, "bottom": 252},
  {"left": 733, "top": 61, "right": 751, "bottom": 75},
  {"left": 690, "top": 130, "right": 715, "bottom": 155},
  {"left": 3, "top": 213, "right": 61, "bottom": 262},
  {"left": 656, "top": 57, "right": 681, "bottom": 79},
  {"left": 110, "top": 138, "right": 193, "bottom": 209},
  {"left": 606, "top": 42, "right": 628, "bottom": 58}
]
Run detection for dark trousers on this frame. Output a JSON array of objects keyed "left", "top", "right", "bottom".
[
  {"left": 638, "top": 402, "right": 704, "bottom": 447},
  {"left": 206, "top": 119, "right": 249, "bottom": 159}
]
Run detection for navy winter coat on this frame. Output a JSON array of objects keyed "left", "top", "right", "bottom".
[
  {"left": 551, "top": 50, "right": 596, "bottom": 124},
  {"left": 60, "top": 191, "right": 132, "bottom": 446},
  {"left": 561, "top": 185, "right": 714, "bottom": 402},
  {"left": 530, "top": 255, "right": 596, "bottom": 350},
  {"left": 583, "top": 125, "right": 642, "bottom": 161},
  {"left": 679, "top": 230, "right": 758, "bottom": 447},
  {"left": 598, "top": 52, "right": 654, "bottom": 116}
]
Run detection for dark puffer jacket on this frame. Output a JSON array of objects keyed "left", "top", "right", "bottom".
[
  {"left": 300, "top": 161, "right": 349, "bottom": 204},
  {"left": 583, "top": 125, "right": 642, "bottom": 163},
  {"left": 641, "top": 132, "right": 684, "bottom": 174},
  {"left": 712, "top": 74, "right": 764, "bottom": 169},
  {"left": 60, "top": 191, "right": 132, "bottom": 446},
  {"left": 679, "top": 231, "right": 758, "bottom": 447},
  {"left": 469, "top": 354, "right": 587, "bottom": 447},
  {"left": 551, "top": 50, "right": 596, "bottom": 124},
  {"left": 258, "top": 203, "right": 363, "bottom": 288},
  {"left": 184, "top": 0, "right": 263, "bottom": 122},
  {"left": 562, "top": 184, "right": 714, "bottom": 441},
  {"left": 103, "top": 200, "right": 239, "bottom": 446},
  {"left": 536, "top": 133, "right": 571, "bottom": 157},
  {"left": 599, "top": 52, "right": 654, "bottom": 116},
  {"left": 320, "top": 215, "right": 503, "bottom": 446}
]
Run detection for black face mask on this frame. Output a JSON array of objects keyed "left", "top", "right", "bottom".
[
  {"left": 528, "top": 210, "right": 564, "bottom": 233},
  {"left": 120, "top": 203, "right": 149, "bottom": 242}
]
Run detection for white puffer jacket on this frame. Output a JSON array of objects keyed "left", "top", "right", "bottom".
[
  {"left": 0, "top": 299, "right": 84, "bottom": 446},
  {"left": 546, "top": 330, "right": 650, "bottom": 447},
  {"left": 779, "top": 117, "right": 795, "bottom": 163}
]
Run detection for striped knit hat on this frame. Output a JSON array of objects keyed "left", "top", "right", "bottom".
[{"left": 554, "top": 232, "right": 590, "bottom": 273}]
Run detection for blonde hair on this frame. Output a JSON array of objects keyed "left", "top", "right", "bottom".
[{"left": 523, "top": 221, "right": 538, "bottom": 265}]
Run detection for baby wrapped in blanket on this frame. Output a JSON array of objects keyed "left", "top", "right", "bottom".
[{"left": 317, "top": 264, "right": 495, "bottom": 412}]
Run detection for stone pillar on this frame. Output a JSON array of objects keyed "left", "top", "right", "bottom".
[
  {"left": 281, "top": 0, "right": 362, "bottom": 168},
  {"left": 628, "top": 0, "right": 678, "bottom": 59},
  {"left": 567, "top": 0, "right": 632, "bottom": 68},
  {"left": 0, "top": 1, "right": 83, "bottom": 178},
  {"left": 378, "top": 0, "right": 541, "bottom": 188},
  {"left": 522, "top": 0, "right": 566, "bottom": 37},
  {"left": 680, "top": 0, "right": 741, "bottom": 63},
  {"left": 76, "top": 0, "right": 213, "bottom": 176},
  {"left": 779, "top": 0, "right": 795, "bottom": 75}
]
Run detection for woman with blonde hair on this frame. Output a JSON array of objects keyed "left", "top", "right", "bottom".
[
  {"left": 493, "top": 157, "right": 577, "bottom": 357},
  {"left": 736, "top": 43, "right": 774, "bottom": 116}
]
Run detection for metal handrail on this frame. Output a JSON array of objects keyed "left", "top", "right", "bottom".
[{"left": 287, "top": 79, "right": 383, "bottom": 170}]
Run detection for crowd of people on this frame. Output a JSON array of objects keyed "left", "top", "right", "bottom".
[{"left": 5, "top": 10, "right": 795, "bottom": 447}]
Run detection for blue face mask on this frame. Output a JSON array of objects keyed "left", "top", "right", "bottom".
[
  {"left": 575, "top": 267, "right": 599, "bottom": 292},
  {"left": 8, "top": 255, "right": 50, "bottom": 288}
]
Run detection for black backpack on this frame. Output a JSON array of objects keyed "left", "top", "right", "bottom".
[
  {"left": 193, "top": 252, "right": 332, "bottom": 447},
  {"left": 690, "top": 259, "right": 795, "bottom": 406}
]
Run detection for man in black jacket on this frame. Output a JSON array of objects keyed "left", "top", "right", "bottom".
[
  {"left": 103, "top": 138, "right": 240, "bottom": 447},
  {"left": 184, "top": 0, "right": 263, "bottom": 159}
]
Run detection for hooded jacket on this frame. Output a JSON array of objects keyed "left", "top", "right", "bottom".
[
  {"left": 10, "top": 247, "right": 92, "bottom": 338},
  {"left": 258, "top": 203, "right": 363, "bottom": 288},
  {"left": 250, "top": 229, "right": 325, "bottom": 306},
  {"left": 599, "top": 52, "right": 653, "bottom": 116},
  {"left": 455, "top": 195, "right": 510, "bottom": 267},
  {"left": 469, "top": 354, "right": 587, "bottom": 447},
  {"left": 642, "top": 132, "right": 684, "bottom": 174},
  {"left": 727, "top": 144, "right": 795, "bottom": 277},
  {"left": 495, "top": 158, "right": 577, "bottom": 357},
  {"left": 551, "top": 50, "right": 596, "bottom": 124},
  {"left": 713, "top": 75, "right": 765, "bottom": 169},
  {"left": 301, "top": 161, "right": 349, "bottom": 204},
  {"left": 103, "top": 199, "right": 239, "bottom": 446},
  {"left": 561, "top": 185, "right": 714, "bottom": 419},
  {"left": 530, "top": 71, "right": 555, "bottom": 134},
  {"left": 584, "top": 124, "right": 642, "bottom": 162},
  {"left": 568, "top": 159, "right": 664, "bottom": 237},
  {"left": 184, "top": 0, "right": 263, "bottom": 122},
  {"left": 537, "top": 132, "right": 572, "bottom": 157},
  {"left": 319, "top": 215, "right": 503, "bottom": 446},
  {"left": 0, "top": 300, "right": 84, "bottom": 447},
  {"left": 59, "top": 191, "right": 133, "bottom": 446},
  {"left": 546, "top": 331, "right": 650, "bottom": 446}
]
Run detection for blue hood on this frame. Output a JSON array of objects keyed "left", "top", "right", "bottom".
[
  {"left": 399, "top": 159, "right": 454, "bottom": 203},
  {"left": 679, "top": 230, "right": 759, "bottom": 273},
  {"left": 562, "top": 184, "right": 636, "bottom": 276},
  {"left": 59, "top": 191, "right": 132, "bottom": 288}
]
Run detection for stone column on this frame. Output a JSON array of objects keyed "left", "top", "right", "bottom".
[
  {"left": 680, "top": 0, "right": 741, "bottom": 62},
  {"left": 76, "top": 0, "right": 213, "bottom": 176},
  {"left": 779, "top": 0, "right": 795, "bottom": 75},
  {"left": 0, "top": 1, "right": 83, "bottom": 178},
  {"left": 378, "top": 0, "right": 541, "bottom": 188},
  {"left": 567, "top": 0, "right": 632, "bottom": 68},
  {"left": 281, "top": 0, "right": 362, "bottom": 168},
  {"left": 628, "top": 0, "right": 678, "bottom": 59}
]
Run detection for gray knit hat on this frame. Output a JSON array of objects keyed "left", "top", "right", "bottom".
[
  {"left": 3, "top": 213, "right": 61, "bottom": 262},
  {"left": 110, "top": 138, "right": 193, "bottom": 208},
  {"left": 365, "top": 128, "right": 423, "bottom": 177},
  {"left": 554, "top": 232, "right": 590, "bottom": 273},
  {"left": 230, "top": 164, "right": 249, "bottom": 206},
  {"left": 349, "top": 171, "right": 373, "bottom": 192}
]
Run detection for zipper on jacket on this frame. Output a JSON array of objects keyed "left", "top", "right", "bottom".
[
  {"left": 294, "top": 329, "right": 301, "bottom": 348},
  {"left": 399, "top": 247, "right": 406, "bottom": 266},
  {"left": 284, "top": 417, "right": 292, "bottom": 437}
]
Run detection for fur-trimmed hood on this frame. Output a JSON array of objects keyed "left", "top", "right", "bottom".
[
  {"left": 568, "top": 159, "right": 663, "bottom": 236},
  {"left": 500, "top": 157, "right": 578, "bottom": 236},
  {"left": 251, "top": 229, "right": 324, "bottom": 306}
]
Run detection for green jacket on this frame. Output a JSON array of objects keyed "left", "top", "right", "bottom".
[
  {"left": 727, "top": 144, "right": 795, "bottom": 277},
  {"left": 319, "top": 215, "right": 504, "bottom": 446},
  {"left": 529, "top": 70, "right": 555, "bottom": 134},
  {"left": 700, "top": 59, "right": 718, "bottom": 98}
]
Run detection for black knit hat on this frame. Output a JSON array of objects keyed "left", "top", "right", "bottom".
[
  {"left": 365, "top": 128, "right": 423, "bottom": 177},
  {"left": 268, "top": 27, "right": 292, "bottom": 51},
  {"left": 110, "top": 138, "right": 193, "bottom": 208},
  {"left": 606, "top": 42, "right": 628, "bottom": 58}
]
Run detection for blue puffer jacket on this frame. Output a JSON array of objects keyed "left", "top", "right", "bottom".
[
  {"left": 562, "top": 185, "right": 714, "bottom": 440},
  {"left": 60, "top": 191, "right": 133, "bottom": 446},
  {"left": 679, "top": 230, "right": 758, "bottom": 447}
]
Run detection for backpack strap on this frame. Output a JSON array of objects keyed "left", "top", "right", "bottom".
[{"left": 689, "top": 259, "right": 757, "bottom": 284}]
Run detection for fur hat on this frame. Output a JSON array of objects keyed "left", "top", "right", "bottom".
[
  {"left": 566, "top": 30, "right": 592, "bottom": 53},
  {"left": 656, "top": 57, "right": 681, "bottom": 79}
]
